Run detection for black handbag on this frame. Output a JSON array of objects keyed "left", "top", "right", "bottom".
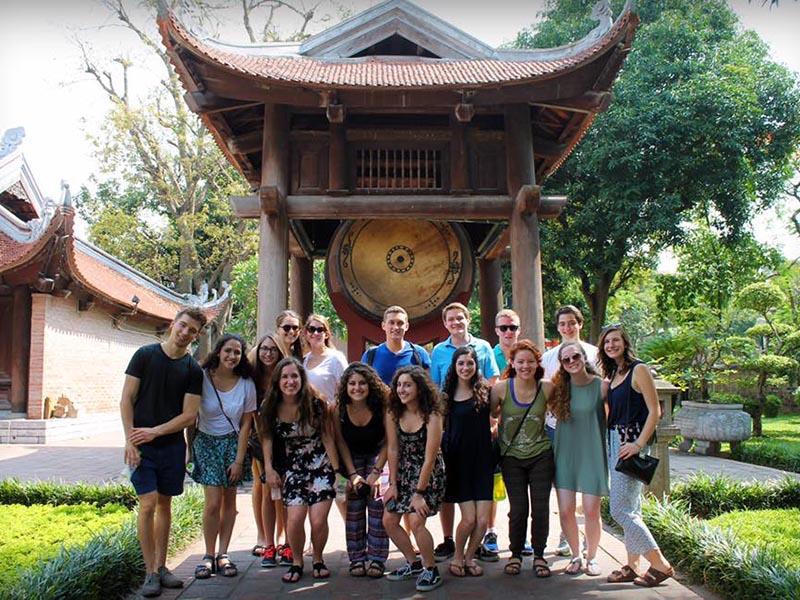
[
  {"left": 612, "top": 365, "right": 659, "bottom": 485},
  {"left": 493, "top": 381, "right": 542, "bottom": 470}
]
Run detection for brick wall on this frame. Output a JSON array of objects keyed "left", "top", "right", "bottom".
[{"left": 28, "top": 295, "right": 159, "bottom": 418}]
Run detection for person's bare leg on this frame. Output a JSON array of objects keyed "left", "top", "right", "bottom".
[
  {"left": 582, "top": 494, "right": 602, "bottom": 560},
  {"left": 454, "top": 502, "right": 476, "bottom": 563},
  {"left": 309, "top": 500, "right": 333, "bottom": 576},
  {"left": 262, "top": 492, "right": 276, "bottom": 547},
  {"left": 252, "top": 468, "right": 267, "bottom": 546},
  {"left": 439, "top": 502, "right": 454, "bottom": 539},
  {"left": 154, "top": 494, "right": 173, "bottom": 569},
  {"left": 410, "top": 514, "right": 435, "bottom": 568},
  {"left": 137, "top": 492, "right": 158, "bottom": 573},
  {"left": 276, "top": 501, "right": 286, "bottom": 544},
  {"left": 644, "top": 548, "right": 672, "bottom": 573},
  {"left": 383, "top": 512, "right": 417, "bottom": 563},
  {"left": 202, "top": 486, "right": 223, "bottom": 557},
  {"left": 285, "top": 506, "right": 308, "bottom": 566},
  {"left": 218, "top": 487, "right": 239, "bottom": 554},
  {"left": 556, "top": 489, "right": 579, "bottom": 556},
  {"left": 466, "top": 501, "right": 491, "bottom": 562}
]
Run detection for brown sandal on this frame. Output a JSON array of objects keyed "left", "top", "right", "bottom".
[
  {"left": 503, "top": 557, "right": 522, "bottom": 575},
  {"left": 449, "top": 560, "right": 466, "bottom": 577},
  {"left": 634, "top": 566, "right": 674, "bottom": 587},
  {"left": 607, "top": 565, "right": 638, "bottom": 583},
  {"left": 465, "top": 561, "right": 483, "bottom": 577}
]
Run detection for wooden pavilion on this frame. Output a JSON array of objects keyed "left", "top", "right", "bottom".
[{"left": 158, "top": 0, "right": 638, "bottom": 358}]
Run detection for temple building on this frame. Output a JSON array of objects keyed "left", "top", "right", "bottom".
[
  {"left": 158, "top": 0, "right": 638, "bottom": 359},
  {"left": 0, "top": 128, "right": 228, "bottom": 443}
]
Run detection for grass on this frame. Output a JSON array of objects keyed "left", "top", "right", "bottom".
[
  {"left": 708, "top": 508, "right": 800, "bottom": 569},
  {"left": 730, "top": 414, "right": 800, "bottom": 473},
  {"left": 670, "top": 473, "right": 800, "bottom": 518},
  {"left": 0, "top": 478, "right": 137, "bottom": 509},
  {"left": 0, "top": 503, "right": 130, "bottom": 591}
]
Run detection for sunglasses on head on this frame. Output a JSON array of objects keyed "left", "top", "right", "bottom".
[
  {"left": 306, "top": 325, "right": 326, "bottom": 334},
  {"left": 497, "top": 324, "right": 520, "bottom": 332},
  {"left": 280, "top": 324, "right": 299, "bottom": 332},
  {"left": 601, "top": 322, "right": 622, "bottom": 334},
  {"left": 560, "top": 352, "right": 583, "bottom": 365}
]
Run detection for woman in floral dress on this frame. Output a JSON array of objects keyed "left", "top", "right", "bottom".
[{"left": 259, "top": 357, "right": 340, "bottom": 584}]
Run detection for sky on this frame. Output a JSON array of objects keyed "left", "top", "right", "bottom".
[{"left": 0, "top": 0, "right": 798, "bottom": 258}]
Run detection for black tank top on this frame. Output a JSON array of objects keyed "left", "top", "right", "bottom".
[
  {"left": 607, "top": 361, "right": 650, "bottom": 442},
  {"left": 341, "top": 406, "right": 385, "bottom": 457}
]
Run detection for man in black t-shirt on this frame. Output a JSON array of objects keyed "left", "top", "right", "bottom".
[{"left": 121, "top": 307, "right": 206, "bottom": 598}]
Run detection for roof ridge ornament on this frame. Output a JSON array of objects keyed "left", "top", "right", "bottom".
[
  {"left": 589, "top": 0, "right": 614, "bottom": 40},
  {"left": 0, "top": 127, "right": 25, "bottom": 160}
]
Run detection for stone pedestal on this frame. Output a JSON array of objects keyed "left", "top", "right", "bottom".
[
  {"left": 645, "top": 379, "right": 681, "bottom": 499},
  {"left": 673, "top": 401, "right": 752, "bottom": 457}
]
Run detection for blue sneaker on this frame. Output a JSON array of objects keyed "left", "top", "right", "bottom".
[
  {"left": 481, "top": 531, "right": 499, "bottom": 554},
  {"left": 522, "top": 542, "right": 534, "bottom": 557},
  {"left": 387, "top": 561, "right": 423, "bottom": 581}
]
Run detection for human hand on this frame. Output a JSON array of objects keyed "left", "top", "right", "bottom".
[
  {"left": 227, "top": 461, "right": 243, "bottom": 484},
  {"left": 618, "top": 442, "right": 641, "bottom": 460},
  {"left": 410, "top": 493, "right": 429, "bottom": 518},
  {"left": 365, "top": 472, "right": 380, "bottom": 487},
  {"left": 129, "top": 427, "right": 158, "bottom": 446},
  {"left": 382, "top": 484, "right": 396, "bottom": 504},
  {"left": 265, "top": 468, "right": 282, "bottom": 489},
  {"left": 124, "top": 442, "right": 141, "bottom": 468}
]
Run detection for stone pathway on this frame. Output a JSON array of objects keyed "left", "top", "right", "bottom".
[{"left": 670, "top": 448, "right": 800, "bottom": 483}]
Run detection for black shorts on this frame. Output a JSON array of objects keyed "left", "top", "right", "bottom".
[{"left": 130, "top": 439, "right": 186, "bottom": 497}]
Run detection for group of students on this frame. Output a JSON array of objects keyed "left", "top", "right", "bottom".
[{"left": 121, "top": 302, "right": 674, "bottom": 598}]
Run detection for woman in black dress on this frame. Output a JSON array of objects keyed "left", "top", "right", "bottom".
[{"left": 442, "top": 346, "right": 493, "bottom": 577}]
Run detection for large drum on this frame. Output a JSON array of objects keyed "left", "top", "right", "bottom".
[{"left": 326, "top": 219, "right": 474, "bottom": 324}]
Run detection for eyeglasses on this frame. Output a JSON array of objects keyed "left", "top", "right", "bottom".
[
  {"left": 280, "top": 324, "right": 300, "bottom": 332},
  {"left": 497, "top": 324, "right": 520, "bottom": 333},
  {"left": 306, "top": 326, "right": 326, "bottom": 334},
  {"left": 560, "top": 353, "right": 584, "bottom": 365},
  {"left": 260, "top": 346, "right": 280, "bottom": 354}
]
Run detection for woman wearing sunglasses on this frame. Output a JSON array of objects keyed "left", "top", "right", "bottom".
[
  {"left": 549, "top": 342, "right": 608, "bottom": 577},
  {"left": 598, "top": 324, "right": 673, "bottom": 587},
  {"left": 302, "top": 314, "right": 348, "bottom": 405},
  {"left": 276, "top": 310, "right": 304, "bottom": 359}
]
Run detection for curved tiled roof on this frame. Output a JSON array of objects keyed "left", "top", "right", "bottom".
[{"left": 161, "top": 8, "right": 635, "bottom": 90}]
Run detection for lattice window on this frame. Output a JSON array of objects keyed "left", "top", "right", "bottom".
[{"left": 355, "top": 147, "right": 443, "bottom": 192}]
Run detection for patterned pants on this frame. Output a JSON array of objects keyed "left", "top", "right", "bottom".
[
  {"left": 345, "top": 453, "right": 389, "bottom": 563},
  {"left": 501, "top": 450, "right": 554, "bottom": 558},
  {"left": 608, "top": 432, "right": 659, "bottom": 555}
]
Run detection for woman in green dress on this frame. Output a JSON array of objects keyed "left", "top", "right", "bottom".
[{"left": 550, "top": 342, "right": 609, "bottom": 577}]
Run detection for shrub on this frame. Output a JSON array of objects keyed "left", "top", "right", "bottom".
[
  {"left": 2, "top": 486, "right": 204, "bottom": 600},
  {"left": 642, "top": 498, "right": 800, "bottom": 600},
  {"left": 731, "top": 439, "right": 800, "bottom": 473},
  {"left": 708, "top": 508, "right": 800, "bottom": 569},
  {"left": 670, "top": 473, "right": 800, "bottom": 518},
  {"left": 764, "top": 394, "right": 783, "bottom": 418},
  {"left": 0, "top": 479, "right": 137, "bottom": 509}
]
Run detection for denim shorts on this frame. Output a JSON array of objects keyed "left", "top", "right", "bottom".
[{"left": 130, "top": 439, "right": 186, "bottom": 497}]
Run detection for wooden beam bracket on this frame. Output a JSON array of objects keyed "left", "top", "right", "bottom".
[
  {"left": 259, "top": 186, "right": 285, "bottom": 215},
  {"left": 515, "top": 184, "right": 541, "bottom": 216}
]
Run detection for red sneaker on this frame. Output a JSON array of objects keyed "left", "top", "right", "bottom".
[
  {"left": 260, "top": 544, "right": 278, "bottom": 568},
  {"left": 278, "top": 544, "right": 294, "bottom": 566}
]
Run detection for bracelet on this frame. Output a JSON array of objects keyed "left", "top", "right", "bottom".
[
  {"left": 414, "top": 488, "right": 428, "bottom": 495},
  {"left": 371, "top": 467, "right": 382, "bottom": 474},
  {"left": 347, "top": 471, "right": 357, "bottom": 478}
]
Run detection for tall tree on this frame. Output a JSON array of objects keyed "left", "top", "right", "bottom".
[{"left": 515, "top": 0, "right": 800, "bottom": 341}]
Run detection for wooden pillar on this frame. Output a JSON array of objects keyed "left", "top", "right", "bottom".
[
  {"left": 329, "top": 121, "right": 347, "bottom": 193},
  {"left": 257, "top": 104, "right": 290, "bottom": 340},
  {"left": 449, "top": 114, "right": 469, "bottom": 193},
  {"left": 290, "top": 256, "right": 314, "bottom": 321},
  {"left": 505, "top": 104, "right": 545, "bottom": 349},
  {"left": 478, "top": 258, "right": 502, "bottom": 345},
  {"left": 10, "top": 285, "right": 30, "bottom": 413}
]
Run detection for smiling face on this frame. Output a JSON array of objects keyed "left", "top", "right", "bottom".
[
  {"left": 382, "top": 310, "right": 409, "bottom": 344},
  {"left": 511, "top": 349, "right": 539, "bottom": 381},
  {"left": 395, "top": 373, "right": 419, "bottom": 406},
  {"left": 305, "top": 318, "right": 329, "bottom": 349},
  {"left": 217, "top": 338, "right": 242, "bottom": 371},
  {"left": 278, "top": 362, "right": 302, "bottom": 397},
  {"left": 443, "top": 307, "right": 469, "bottom": 338},
  {"left": 559, "top": 342, "right": 585, "bottom": 375},
  {"left": 455, "top": 353, "right": 477, "bottom": 382},
  {"left": 169, "top": 314, "right": 203, "bottom": 349},
  {"left": 495, "top": 315, "right": 520, "bottom": 348},
  {"left": 258, "top": 338, "right": 281, "bottom": 368},
  {"left": 602, "top": 330, "right": 626, "bottom": 361},
  {"left": 278, "top": 315, "right": 301, "bottom": 346},
  {"left": 557, "top": 312, "right": 582, "bottom": 344},
  {"left": 347, "top": 372, "right": 369, "bottom": 403}
]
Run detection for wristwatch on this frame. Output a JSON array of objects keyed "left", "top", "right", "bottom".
[{"left": 414, "top": 488, "right": 428, "bottom": 496}]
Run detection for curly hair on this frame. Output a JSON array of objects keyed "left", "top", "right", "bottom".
[
  {"left": 388, "top": 366, "right": 443, "bottom": 423},
  {"left": 201, "top": 333, "right": 253, "bottom": 379},
  {"left": 441, "top": 346, "right": 490, "bottom": 412},
  {"left": 259, "top": 357, "right": 326, "bottom": 439},
  {"left": 248, "top": 332, "right": 288, "bottom": 402},
  {"left": 597, "top": 324, "right": 637, "bottom": 379},
  {"left": 335, "top": 362, "right": 388, "bottom": 416},
  {"left": 548, "top": 342, "right": 598, "bottom": 421},
  {"left": 502, "top": 339, "right": 544, "bottom": 381}
]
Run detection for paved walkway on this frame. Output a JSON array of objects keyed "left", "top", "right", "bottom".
[{"left": 669, "top": 448, "right": 800, "bottom": 483}]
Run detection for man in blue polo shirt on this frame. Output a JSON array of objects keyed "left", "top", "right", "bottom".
[
  {"left": 362, "top": 305, "right": 431, "bottom": 385},
  {"left": 429, "top": 301, "right": 499, "bottom": 562}
]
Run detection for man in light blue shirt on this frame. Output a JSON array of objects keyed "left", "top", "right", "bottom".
[
  {"left": 361, "top": 305, "right": 430, "bottom": 385},
  {"left": 429, "top": 302, "right": 499, "bottom": 563}
]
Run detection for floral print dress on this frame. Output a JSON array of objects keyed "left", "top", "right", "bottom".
[
  {"left": 392, "top": 423, "right": 445, "bottom": 515},
  {"left": 276, "top": 418, "right": 335, "bottom": 506}
]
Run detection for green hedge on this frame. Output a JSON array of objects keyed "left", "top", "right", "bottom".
[
  {"left": 0, "top": 479, "right": 137, "bottom": 509},
  {"left": 731, "top": 440, "right": 800, "bottom": 473},
  {"left": 670, "top": 473, "right": 800, "bottom": 518},
  {"left": 709, "top": 508, "right": 800, "bottom": 569},
  {"left": 1, "top": 485, "right": 204, "bottom": 600}
]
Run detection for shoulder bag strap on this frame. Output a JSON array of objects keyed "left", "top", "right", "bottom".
[
  {"left": 501, "top": 380, "right": 542, "bottom": 459},
  {"left": 208, "top": 371, "right": 240, "bottom": 434}
]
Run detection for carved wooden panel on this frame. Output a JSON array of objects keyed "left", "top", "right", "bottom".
[
  {"left": 291, "top": 142, "right": 329, "bottom": 194},
  {"left": 470, "top": 142, "right": 507, "bottom": 194}
]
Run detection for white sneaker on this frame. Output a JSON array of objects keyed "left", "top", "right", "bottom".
[{"left": 585, "top": 558, "right": 602, "bottom": 576}]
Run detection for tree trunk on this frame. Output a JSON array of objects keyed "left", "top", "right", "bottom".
[
  {"left": 583, "top": 273, "right": 611, "bottom": 345},
  {"left": 175, "top": 213, "right": 200, "bottom": 294},
  {"left": 753, "top": 371, "right": 767, "bottom": 437}
]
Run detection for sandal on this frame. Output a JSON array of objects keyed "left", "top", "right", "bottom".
[
  {"left": 349, "top": 560, "right": 366, "bottom": 577},
  {"left": 449, "top": 560, "right": 466, "bottom": 577},
  {"left": 503, "top": 557, "right": 522, "bottom": 575},
  {"left": 215, "top": 554, "right": 237, "bottom": 577},
  {"left": 607, "top": 565, "right": 638, "bottom": 583},
  {"left": 282, "top": 564, "right": 303, "bottom": 583},
  {"left": 252, "top": 544, "right": 267, "bottom": 556},
  {"left": 312, "top": 561, "right": 331, "bottom": 579},
  {"left": 533, "top": 556, "right": 551, "bottom": 578},
  {"left": 465, "top": 560, "right": 483, "bottom": 577},
  {"left": 367, "top": 560, "right": 385, "bottom": 579},
  {"left": 565, "top": 556, "right": 582, "bottom": 575},
  {"left": 633, "top": 565, "right": 674, "bottom": 587},
  {"left": 194, "top": 554, "right": 214, "bottom": 579}
]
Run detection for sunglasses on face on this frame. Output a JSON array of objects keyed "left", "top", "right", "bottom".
[
  {"left": 280, "top": 324, "right": 300, "bottom": 332},
  {"left": 306, "top": 326, "right": 326, "bottom": 334},
  {"left": 561, "top": 353, "right": 584, "bottom": 365},
  {"left": 497, "top": 324, "right": 519, "bottom": 333}
]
